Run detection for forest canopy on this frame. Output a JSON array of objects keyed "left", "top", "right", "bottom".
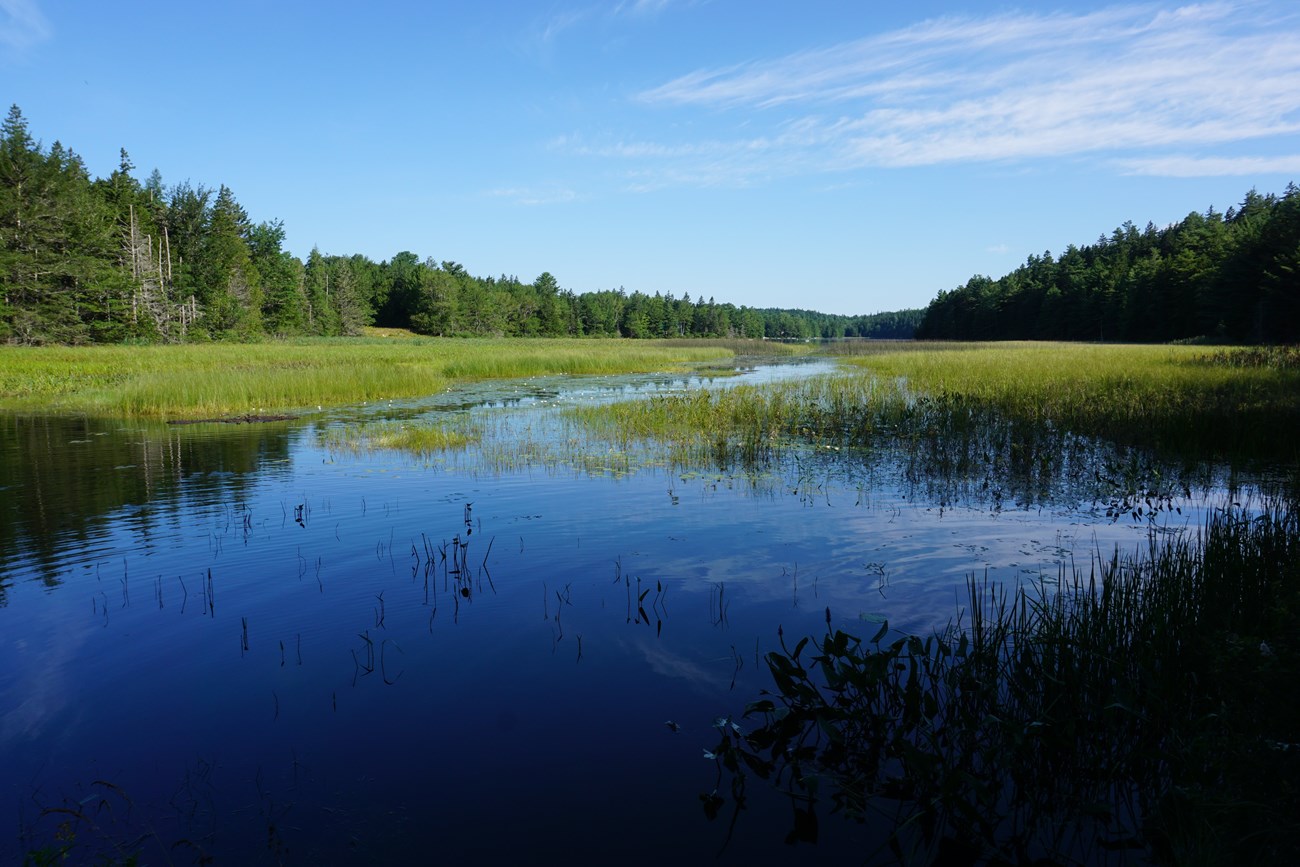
[
  {"left": 7, "top": 103, "right": 1294, "bottom": 348},
  {"left": 0, "top": 105, "right": 917, "bottom": 346},
  {"left": 917, "top": 185, "right": 1300, "bottom": 344}
]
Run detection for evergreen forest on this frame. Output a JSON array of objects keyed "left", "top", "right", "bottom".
[
  {"left": 6, "top": 103, "right": 1297, "bottom": 348},
  {"left": 918, "top": 185, "right": 1300, "bottom": 343},
  {"left": 0, "top": 106, "right": 918, "bottom": 346}
]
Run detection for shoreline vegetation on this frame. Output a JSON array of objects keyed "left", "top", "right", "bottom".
[
  {"left": 571, "top": 341, "right": 1300, "bottom": 466},
  {"left": 0, "top": 334, "right": 781, "bottom": 420},
  {"left": 2, "top": 337, "right": 1296, "bottom": 447}
]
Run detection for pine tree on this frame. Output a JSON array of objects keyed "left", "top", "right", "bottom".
[
  {"left": 197, "top": 185, "right": 262, "bottom": 338},
  {"left": 1, "top": 107, "right": 120, "bottom": 343},
  {"left": 250, "top": 220, "right": 307, "bottom": 336},
  {"left": 304, "top": 247, "right": 339, "bottom": 335},
  {"left": 328, "top": 257, "right": 369, "bottom": 336}
]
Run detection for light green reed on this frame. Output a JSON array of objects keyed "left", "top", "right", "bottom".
[
  {"left": 574, "top": 342, "right": 1300, "bottom": 463},
  {"left": 0, "top": 337, "right": 738, "bottom": 419}
]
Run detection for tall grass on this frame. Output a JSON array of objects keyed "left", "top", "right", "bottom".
[
  {"left": 572, "top": 343, "right": 1300, "bottom": 467},
  {"left": 659, "top": 337, "right": 809, "bottom": 356},
  {"left": 844, "top": 342, "right": 1300, "bottom": 461},
  {"left": 569, "top": 374, "right": 910, "bottom": 464},
  {"left": 318, "top": 418, "right": 481, "bottom": 456},
  {"left": 0, "top": 338, "right": 734, "bottom": 419},
  {"left": 818, "top": 338, "right": 992, "bottom": 356},
  {"left": 707, "top": 505, "right": 1300, "bottom": 864}
]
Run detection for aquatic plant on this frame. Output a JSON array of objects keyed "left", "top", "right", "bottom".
[
  {"left": 319, "top": 418, "right": 481, "bottom": 455},
  {"left": 703, "top": 505, "right": 1300, "bottom": 865},
  {"left": 20, "top": 780, "right": 169, "bottom": 866},
  {"left": 845, "top": 342, "right": 1300, "bottom": 462},
  {"left": 572, "top": 342, "right": 1300, "bottom": 473}
]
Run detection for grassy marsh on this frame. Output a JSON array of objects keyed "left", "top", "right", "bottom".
[
  {"left": 0, "top": 337, "right": 736, "bottom": 419},
  {"left": 317, "top": 418, "right": 482, "bottom": 456},
  {"left": 844, "top": 342, "right": 1300, "bottom": 460},
  {"left": 572, "top": 342, "right": 1300, "bottom": 467}
]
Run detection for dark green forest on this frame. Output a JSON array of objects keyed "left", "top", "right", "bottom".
[
  {"left": 918, "top": 185, "right": 1300, "bottom": 343},
  {"left": 0, "top": 106, "right": 918, "bottom": 345}
]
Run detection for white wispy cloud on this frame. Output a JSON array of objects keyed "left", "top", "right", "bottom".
[
  {"left": 1118, "top": 154, "right": 1300, "bottom": 176},
  {"left": 486, "top": 185, "right": 580, "bottom": 206},
  {"left": 578, "top": 1, "right": 1300, "bottom": 186},
  {"left": 0, "top": 0, "right": 51, "bottom": 54},
  {"left": 614, "top": 0, "right": 678, "bottom": 16},
  {"left": 539, "top": 0, "right": 692, "bottom": 44},
  {"left": 539, "top": 7, "right": 596, "bottom": 43}
]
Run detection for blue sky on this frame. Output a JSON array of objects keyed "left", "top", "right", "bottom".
[{"left": 3, "top": 1, "right": 1299, "bottom": 315}]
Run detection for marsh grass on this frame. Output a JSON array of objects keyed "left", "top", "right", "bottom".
[
  {"left": 572, "top": 343, "right": 1300, "bottom": 470},
  {"left": 659, "top": 338, "right": 809, "bottom": 356},
  {"left": 568, "top": 374, "right": 911, "bottom": 468},
  {"left": 706, "top": 505, "right": 1300, "bottom": 865},
  {"left": 568, "top": 369, "right": 1103, "bottom": 503},
  {"left": 1197, "top": 344, "right": 1300, "bottom": 370},
  {"left": 318, "top": 418, "right": 481, "bottom": 456},
  {"left": 0, "top": 338, "right": 734, "bottom": 419},
  {"left": 844, "top": 342, "right": 1300, "bottom": 462},
  {"left": 818, "top": 339, "right": 990, "bottom": 356},
  {"left": 477, "top": 437, "right": 639, "bottom": 478}
]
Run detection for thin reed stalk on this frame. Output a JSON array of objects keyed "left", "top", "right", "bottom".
[{"left": 706, "top": 505, "right": 1300, "bottom": 865}]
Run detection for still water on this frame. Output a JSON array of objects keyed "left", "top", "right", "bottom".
[{"left": 0, "top": 359, "right": 1241, "bottom": 864}]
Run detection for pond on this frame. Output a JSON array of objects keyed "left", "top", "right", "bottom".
[{"left": 0, "top": 358, "right": 1258, "bottom": 864}]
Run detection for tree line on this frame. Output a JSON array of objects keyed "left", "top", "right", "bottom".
[
  {"left": 917, "top": 185, "right": 1300, "bottom": 344},
  {"left": 0, "top": 106, "right": 918, "bottom": 345}
]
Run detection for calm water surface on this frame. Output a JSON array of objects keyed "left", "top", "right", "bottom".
[{"left": 0, "top": 359, "right": 1249, "bottom": 864}]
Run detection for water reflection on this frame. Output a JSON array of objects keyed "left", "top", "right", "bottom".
[
  {"left": 0, "top": 358, "right": 1286, "bottom": 864},
  {"left": 0, "top": 415, "right": 297, "bottom": 591}
]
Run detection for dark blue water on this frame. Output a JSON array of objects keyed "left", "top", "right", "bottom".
[{"left": 0, "top": 361, "right": 1237, "bottom": 865}]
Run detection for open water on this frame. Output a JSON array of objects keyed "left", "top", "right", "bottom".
[{"left": 0, "top": 358, "right": 1246, "bottom": 864}]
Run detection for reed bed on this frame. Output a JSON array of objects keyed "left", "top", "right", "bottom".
[
  {"left": 572, "top": 342, "right": 1300, "bottom": 467},
  {"left": 318, "top": 418, "right": 481, "bottom": 456},
  {"left": 818, "top": 338, "right": 995, "bottom": 356},
  {"left": 569, "top": 374, "right": 909, "bottom": 464},
  {"left": 708, "top": 505, "right": 1300, "bottom": 865},
  {"left": 658, "top": 337, "right": 809, "bottom": 356},
  {"left": 844, "top": 342, "right": 1300, "bottom": 461},
  {"left": 0, "top": 338, "right": 733, "bottom": 419}
]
